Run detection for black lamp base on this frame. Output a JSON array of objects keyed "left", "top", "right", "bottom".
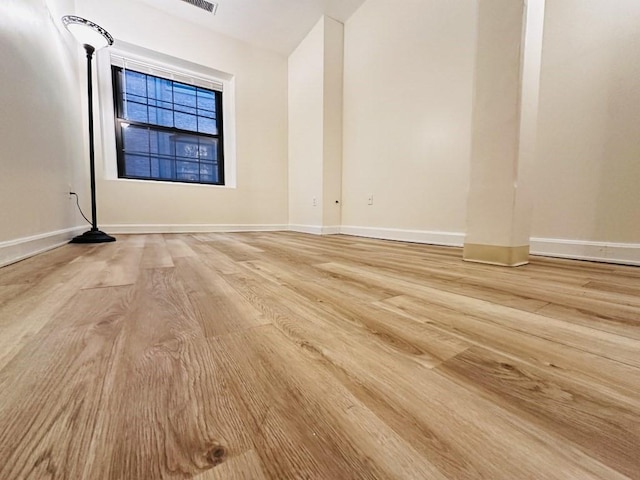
[{"left": 70, "top": 229, "right": 116, "bottom": 244}]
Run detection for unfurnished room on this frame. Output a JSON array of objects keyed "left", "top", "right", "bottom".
[{"left": 0, "top": 0, "right": 639, "bottom": 478}]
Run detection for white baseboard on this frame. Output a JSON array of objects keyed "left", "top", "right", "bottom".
[
  {"left": 339, "top": 225, "right": 465, "bottom": 247},
  {"left": 0, "top": 226, "right": 85, "bottom": 268},
  {"left": 103, "top": 224, "right": 289, "bottom": 234},
  {"left": 288, "top": 224, "right": 323, "bottom": 235},
  {"left": 322, "top": 225, "right": 341, "bottom": 235},
  {"left": 3, "top": 225, "right": 637, "bottom": 269},
  {"left": 338, "top": 228, "right": 639, "bottom": 266},
  {"left": 288, "top": 225, "right": 342, "bottom": 235},
  {"left": 530, "top": 237, "right": 640, "bottom": 266}
]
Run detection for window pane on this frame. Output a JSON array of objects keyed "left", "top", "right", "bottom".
[
  {"left": 148, "top": 106, "right": 174, "bottom": 128},
  {"left": 114, "top": 66, "right": 223, "bottom": 185},
  {"left": 175, "top": 112, "right": 198, "bottom": 132},
  {"left": 174, "top": 84, "right": 197, "bottom": 109},
  {"left": 198, "top": 117, "right": 217, "bottom": 135},
  {"left": 176, "top": 161, "right": 200, "bottom": 181},
  {"left": 147, "top": 76, "right": 172, "bottom": 102},
  {"left": 198, "top": 139, "right": 218, "bottom": 160},
  {"left": 199, "top": 163, "right": 217, "bottom": 183},
  {"left": 150, "top": 156, "right": 175, "bottom": 180},
  {"left": 197, "top": 88, "right": 215, "bottom": 112},
  {"left": 175, "top": 137, "right": 201, "bottom": 159},
  {"left": 125, "top": 71, "right": 146, "bottom": 97},
  {"left": 159, "top": 158, "right": 175, "bottom": 180},
  {"left": 174, "top": 103, "right": 197, "bottom": 115},
  {"left": 197, "top": 108, "right": 215, "bottom": 119},
  {"left": 149, "top": 130, "right": 175, "bottom": 157},
  {"left": 125, "top": 99, "right": 148, "bottom": 123},
  {"left": 124, "top": 154, "right": 150, "bottom": 177},
  {"left": 150, "top": 156, "right": 159, "bottom": 178},
  {"left": 123, "top": 126, "right": 149, "bottom": 154}
]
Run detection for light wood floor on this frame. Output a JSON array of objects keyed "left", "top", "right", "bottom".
[{"left": 0, "top": 232, "right": 639, "bottom": 479}]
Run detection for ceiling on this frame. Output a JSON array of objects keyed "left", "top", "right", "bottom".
[{"left": 132, "top": 0, "right": 367, "bottom": 56}]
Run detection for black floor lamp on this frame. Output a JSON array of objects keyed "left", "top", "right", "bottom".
[{"left": 62, "top": 15, "right": 116, "bottom": 244}]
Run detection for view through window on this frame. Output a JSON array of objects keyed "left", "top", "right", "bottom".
[{"left": 112, "top": 66, "right": 224, "bottom": 185}]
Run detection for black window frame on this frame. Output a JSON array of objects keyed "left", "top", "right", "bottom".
[{"left": 111, "top": 65, "right": 225, "bottom": 186}]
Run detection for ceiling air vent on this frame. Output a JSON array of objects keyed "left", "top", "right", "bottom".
[{"left": 179, "top": 0, "right": 218, "bottom": 14}]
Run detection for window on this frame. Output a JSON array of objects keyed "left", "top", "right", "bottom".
[{"left": 111, "top": 66, "right": 224, "bottom": 185}]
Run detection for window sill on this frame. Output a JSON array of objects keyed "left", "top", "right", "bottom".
[{"left": 106, "top": 177, "right": 237, "bottom": 189}]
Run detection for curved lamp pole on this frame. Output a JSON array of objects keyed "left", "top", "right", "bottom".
[{"left": 62, "top": 15, "right": 116, "bottom": 243}]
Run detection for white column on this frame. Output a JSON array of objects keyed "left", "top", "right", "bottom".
[{"left": 464, "top": 0, "right": 546, "bottom": 266}]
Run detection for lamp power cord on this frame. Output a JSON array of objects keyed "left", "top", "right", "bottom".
[{"left": 69, "top": 192, "right": 92, "bottom": 225}]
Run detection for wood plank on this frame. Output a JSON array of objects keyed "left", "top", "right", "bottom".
[
  {"left": 186, "top": 237, "right": 246, "bottom": 275},
  {"left": 140, "top": 234, "right": 174, "bottom": 269},
  {"left": 165, "top": 235, "right": 198, "bottom": 259},
  {"left": 376, "top": 294, "right": 640, "bottom": 403},
  {"left": 221, "top": 270, "right": 629, "bottom": 479},
  {"left": 241, "top": 251, "right": 397, "bottom": 302},
  {"left": 535, "top": 301, "right": 640, "bottom": 341},
  {"left": 585, "top": 279, "right": 640, "bottom": 298},
  {"left": 82, "top": 242, "right": 144, "bottom": 288},
  {"left": 0, "top": 285, "right": 132, "bottom": 479},
  {"left": 0, "top": 243, "right": 86, "bottom": 286},
  {"left": 317, "top": 262, "right": 640, "bottom": 368},
  {"left": 194, "top": 450, "right": 268, "bottom": 480},
  {"left": 200, "top": 234, "right": 265, "bottom": 263},
  {"left": 437, "top": 346, "right": 640, "bottom": 478},
  {"left": 209, "top": 325, "right": 449, "bottom": 479},
  {"left": 238, "top": 259, "right": 469, "bottom": 365},
  {"left": 224, "top": 267, "right": 462, "bottom": 370},
  {"left": 0, "top": 283, "right": 31, "bottom": 306},
  {"left": 173, "top": 257, "right": 269, "bottom": 337},
  {"left": 0, "top": 259, "right": 107, "bottom": 371},
  {"left": 82, "top": 268, "right": 253, "bottom": 479}
]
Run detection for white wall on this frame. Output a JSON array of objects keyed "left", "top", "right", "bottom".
[
  {"left": 532, "top": 0, "right": 640, "bottom": 246},
  {"left": 322, "top": 17, "right": 344, "bottom": 229},
  {"left": 288, "top": 16, "right": 344, "bottom": 233},
  {"left": 0, "top": 0, "right": 87, "bottom": 265},
  {"left": 341, "top": 0, "right": 477, "bottom": 240},
  {"left": 288, "top": 18, "right": 325, "bottom": 229},
  {"left": 76, "top": 0, "right": 289, "bottom": 231}
]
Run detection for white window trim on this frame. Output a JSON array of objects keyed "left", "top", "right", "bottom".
[{"left": 95, "top": 41, "right": 237, "bottom": 188}]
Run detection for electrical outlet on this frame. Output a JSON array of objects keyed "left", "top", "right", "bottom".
[
  {"left": 68, "top": 183, "right": 73, "bottom": 199},
  {"left": 367, "top": 194, "right": 374, "bottom": 206},
  {"left": 313, "top": 197, "right": 318, "bottom": 207}
]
